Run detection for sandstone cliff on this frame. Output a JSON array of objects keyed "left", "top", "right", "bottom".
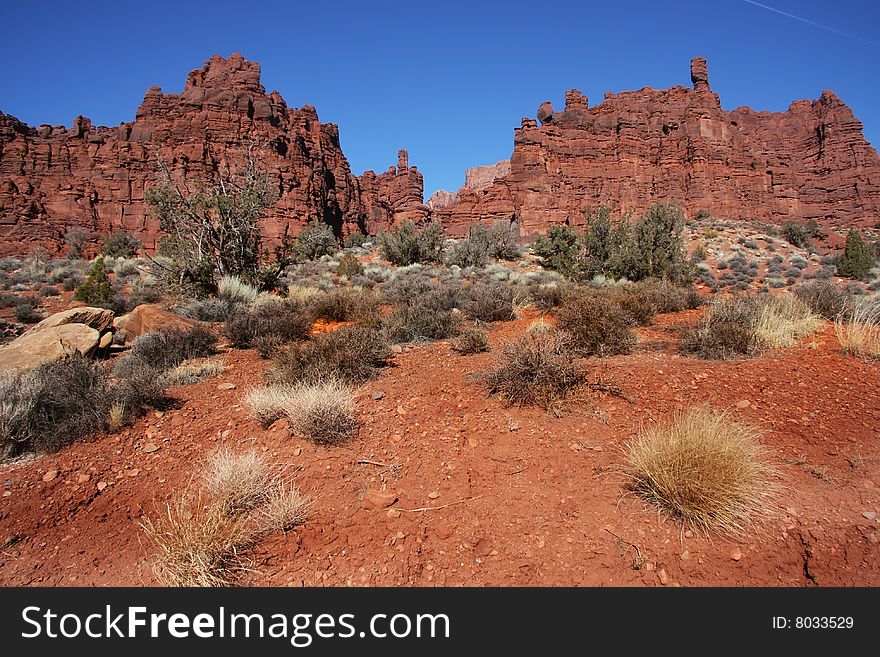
[
  {"left": 0, "top": 53, "right": 427, "bottom": 255},
  {"left": 433, "top": 58, "right": 880, "bottom": 236}
]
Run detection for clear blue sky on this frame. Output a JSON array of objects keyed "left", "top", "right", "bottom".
[{"left": 1, "top": 0, "right": 878, "bottom": 196}]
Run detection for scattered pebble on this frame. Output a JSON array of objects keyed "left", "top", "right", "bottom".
[
  {"left": 142, "top": 443, "right": 160, "bottom": 453},
  {"left": 731, "top": 549, "right": 743, "bottom": 562},
  {"left": 863, "top": 511, "right": 876, "bottom": 520},
  {"left": 42, "top": 470, "right": 58, "bottom": 482},
  {"left": 217, "top": 382, "right": 237, "bottom": 390},
  {"left": 372, "top": 391, "right": 385, "bottom": 400},
  {"left": 428, "top": 491, "right": 440, "bottom": 499}
]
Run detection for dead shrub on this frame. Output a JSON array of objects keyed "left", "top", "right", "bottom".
[
  {"left": 555, "top": 290, "right": 636, "bottom": 356},
  {"left": 267, "top": 324, "right": 391, "bottom": 385},
  {"left": 481, "top": 331, "right": 584, "bottom": 408},
  {"left": 452, "top": 327, "right": 490, "bottom": 354},
  {"left": 123, "top": 326, "right": 217, "bottom": 372},
  {"left": 308, "top": 288, "right": 377, "bottom": 323},
  {"left": 795, "top": 280, "right": 852, "bottom": 320},
  {"left": 223, "top": 298, "right": 311, "bottom": 350},
  {"left": 463, "top": 281, "right": 518, "bottom": 322},
  {"left": 258, "top": 482, "right": 311, "bottom": 532},
  {"left": 626, "top": 406, "right": 780, "bottom": 535},
  {"left": 681, "top": 296, "right": 762, "bottom": 359}
]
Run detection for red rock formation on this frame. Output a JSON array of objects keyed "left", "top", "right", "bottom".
[
  {"left": 434, "top": 57, "right": 880, "bottom": 236},
  {"left": 0, "top": 54, "right": 426, "bottom": 255},
  {"left": 426, "top": 160, "right": 511, "bottom": 210}
]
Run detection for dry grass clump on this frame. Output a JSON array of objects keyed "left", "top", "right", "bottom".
[
  {"left": 555, "top": 290, "right": 636, "bottom": 356},
  {"left": 626, "top": 406, "right": 780, "bottom": 536},
  {"left": 794, "top": 280, "right": 852, "bottom": 320},
  {"left": 684, "top": 294, "right": 821, "bottom": 359},
  {"left": 754, "top": 294, "right": 821, "bottom": 348},
  {"left": 282, "top": 379, "right": 358, "bottom": 444},
  {"left": 836, "top": 295, "right": 880, "bottom": 359},
  {"left": 217, "top": 275, "right": 259, "bottom": 306},
  {"left": 140, "top": 489, "right": 257, "bottom": 587},
  {"left": 481, "top": 331, "right": 584, "bottom": 408},
  {"left": 452, "top": 327, "right": 490, "bottom": 354},
  {"left": 244, "top": 384, "right": 294, "bottom": 426},
  {"left": 164, "top": 358, "right": 226, "bottom": 386},
  {"left": 223, "top": 298, "right": 312, "bottom": 350},
  {"left": 309, "top": 288, "right": 378, "bottom": 323},
  {"left": 141, "top": 448, "right": 310, "bottom": 586},
  {"left": 203, "top": 447, "right": 277, "bottom": 515},
  {"left": 258, "top": 482, "right": 311, "bottom": 533}
]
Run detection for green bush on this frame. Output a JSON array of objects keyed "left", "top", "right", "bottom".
[
  {"left": 446, "top": 223, "right": 521, "bottom": 268},
  {"left": 532, "top": 224, "right": 579, "bottom": 274},
  {"left": 120, "top": 326, "right": 217, "bottom": 373},
  {"left": 794, "top": 281, "right": 851, "bottom": 320},
  {"left": 379, "top": 221, "right": 444, "bottom": 266},
  {"left": 343, "top": 232, "right": 368, "bottom": 249},
  {"left": 613, "top": 202, "right": 690, "bottom": 283},
  {"left": 294, "top": 222, "right": 339, "bottom": 261},
  {"left": 74, "top": 257, "right": 113, "bottom": 305},
  {"left": 781, "top": 219, "right": 819, "bottom": 248},
  {"left": 101, "top": 230, "right": 142, "bottom": 258},
  {"left": 452, "top": 327, "right": 490, "bottom": 354},
  {"left": 837, "top": 229, "right": 874, "bottom": 280}
]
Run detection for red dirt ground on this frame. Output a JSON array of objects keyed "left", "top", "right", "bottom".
[{"left": 1, "top": 311, "right": 878, "bottom": 586}]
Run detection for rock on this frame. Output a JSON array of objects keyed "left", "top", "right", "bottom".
[
  {"left": 76, "top": 473, "right": 91, "bottom": 484},
  {"left": 433, "top": 56, "right": 880, "bottom": 237},
  {"left": 508, "top": 420, "right": 520, "bottom": 432},
  {"left": 98, "top": 331, "right": 113, "bottom": 349},
  {"left": 28, "top": 307, "right": 114, "bottom": 334},
  {"left": 112, "top": 304, "right": 196, "bottom": 344},
  {"left": 42, "top": 469, "right": 59, "bottom": 482},
  {"left": 142, "top": 443, "right": 160, "bottom": 453},
  {"left": 731, "top": 549, "right": 743, "bottom": 561},
  {"left": 372, "top": 391, "right": 385, "bottom": 400},
  {"left": 0, "top": 53, "right": 426, "bottom": 256},
  {"left": 0, "top": 323, "right": 100, "bottom": 374},
  {"left": 386, "top": 509, "right": 401, "bottom": 519},
  {"left": 126, "top": 469, "right": 140, "bottom": 477},
  {"left": 427, "top": 491, "right": 440, "bottom": 499},
  {"left": 657, "top": 568, "right": 669, "bottom": 585},
  {"left": 362, "top": 490, "right": 398, "bottom": 510},
  {"left": 217, "top": 382, "right": 237, "bottom": 390},
  {"left": 863, "top": 511, "right": 876, "bottom": 520},
  {"left": 96, "top": 481, "right": 109, "bottom": 491},
  {"left": 736, "top": 400, "right": 751, "bottom": 409}
]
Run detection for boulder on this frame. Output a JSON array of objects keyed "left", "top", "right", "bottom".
[
  {"left": 0, "top": 324, "right": 100, "bottom": 374},
  {"left": 27, "top": 306, "right": 114, "bottom": 334},
  {"left": 113, "top": 304, "right": 196, "bottom": 344}
]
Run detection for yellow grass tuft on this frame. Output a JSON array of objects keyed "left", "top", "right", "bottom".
[
  {"left": 626, "top": 406, "right": 780, "bottom": 536},
  {"left": 835, "top": 295, "right": 880, "bottom": 359}
]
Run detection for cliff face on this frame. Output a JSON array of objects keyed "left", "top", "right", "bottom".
[
  {"left": 433, "top": 58, "right": 880, "bottom": 236},
  {"left": 0, "top": 53, "right": 426, "bottom": 255}
]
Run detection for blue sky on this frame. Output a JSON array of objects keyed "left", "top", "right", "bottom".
[{"left": 1, "top": 0, "right": 878, "bottom": 196}]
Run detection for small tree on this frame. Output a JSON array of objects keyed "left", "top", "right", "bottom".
[
  {"left": 781, "top": 219, "right": 819, "bottom": 249},
  {"left": 613, "top": 201, "right": 690, "bottom": 283},
  {"left": 532, "top": 224, "right": 579, "bottom": 274},
  {"left": 293, "top": 222, "right": 338, "bottom": 261},
  {"left": 378, "top": 220, "right": 444, "bottom": 266},
  {"left": 74, "top": 257, "right": 113, "bottom": 305},
  {"left": 64, "top": 228, "right": 93, "bottom": 259},
  {"left": 145, "top": 154, "right": 280, "bottom": 292},
  {"left": 837, "top": 229, "right": 874, "bottom": 280},
  {"left": 580, "top": 205, "right": 628, "bottom": 278}
]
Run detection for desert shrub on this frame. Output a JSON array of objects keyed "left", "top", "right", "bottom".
[
  {"left": 452, "top": 327, "right": 490, "bottom": 354},
  {"left": 343, "top": 232, "right": 368, "bottom": 249},
  {"left": 123, "top": 326, "right": 217, "bottom": 372},
  {"left": 181, "top": 297, "right": 242, "bottom": 322},
  {"left": 637, "top": 280, "right": 703, "bottom": 313},
  {"left": 682, "top": 296, "right": 762, "bottom": 359},
  {"left": 267, "top": 324, "right": 390, "bottom": 385},
  {"left": 12, "top": 300, "right": 42, "bottom": 324},
  {"left": 380, "top": 271, "right": 461, "bottom": 308},
  {"left": 528, "top": 282, "right": 568, "bottom": 310},
  {"left": 282, "top": 379, "right": 358, "bottom": 444},
  {"left": 693, "top": 209, "right": 711, "bottom": 221},
  {"left": 40, "top": 285, "right": 60, "bottom": 297},
  {"left": 754, "top": 294, "right": 820, "bottom": 348},
  {"left": 309, "top": 288, "right": 377, "bottom": 323},
  {"left": 74, "top": 256, "right": 113, "bottom": 305},
  {"left": 245, "top": 385, "right": 294, "bottom": 426},
  {"left": 0, "top": 355, "right": 110, "bottom": 457},
  {"left": 480, "top": 332, "right": 583, "bottom": 408},
  {"left": 837, "top": 229, "right": 875, "bottom": 280},
  {"left": 626, "top": 406, "right": 779, "bottom": 535},
  {"left": 446, "top": 223, "right": 521, "bottom": 268},
  {"left": 379, "top": 220, "right": 444, "bottom": 265},
  {"left": 613, "top": 202, "right": 690, "bottom": 283},
  {"left": 794, "top": 281, "right": 851, "bottom": 320},
  {"left": 64, "top": 228, "right": 93, "bottom": 259},
  {"left": 0, "top": 293, "right": 20, "bottom": 308},
  {"left": 164, "top": 358, "right": 226, "bottom": 386},
  {"left": 608, "top": 286, "right": 656, "bottom": 327},
  {"left": 223, "top": 299, "right": 311, "bottom": 350},
  {"left": 336, "top": 252, "right": 364, "bottom": 278},
  {"left": 781, "top": 219, "right": 819, "bottom": 248},
  {"left": 532, "top": 224, "right": 579, "bottom": 273},
  {"left": 101, "top": 230, "right": 142, "bottom": 258},
  {"left": 293, "top": 222, "right": 338, "bottom": 261},
  {"left": 383, "top": 297, "right": 460, "bottom": 343},
  {"left": 835, "top": 295, "right": 880, "bottom": 359},
  {"left": 464, "top": 281, "right": 519, "bottom": 322},
  {"left": 555, "top": 290, "right": 636, "bottom": 356},
  {"left": 217, "top": 275, "right": 259, "bottom": 306}
]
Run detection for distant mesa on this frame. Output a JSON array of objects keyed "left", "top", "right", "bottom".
[{"left": 1, "top": 54, "right": 878, "bottom": 254}]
